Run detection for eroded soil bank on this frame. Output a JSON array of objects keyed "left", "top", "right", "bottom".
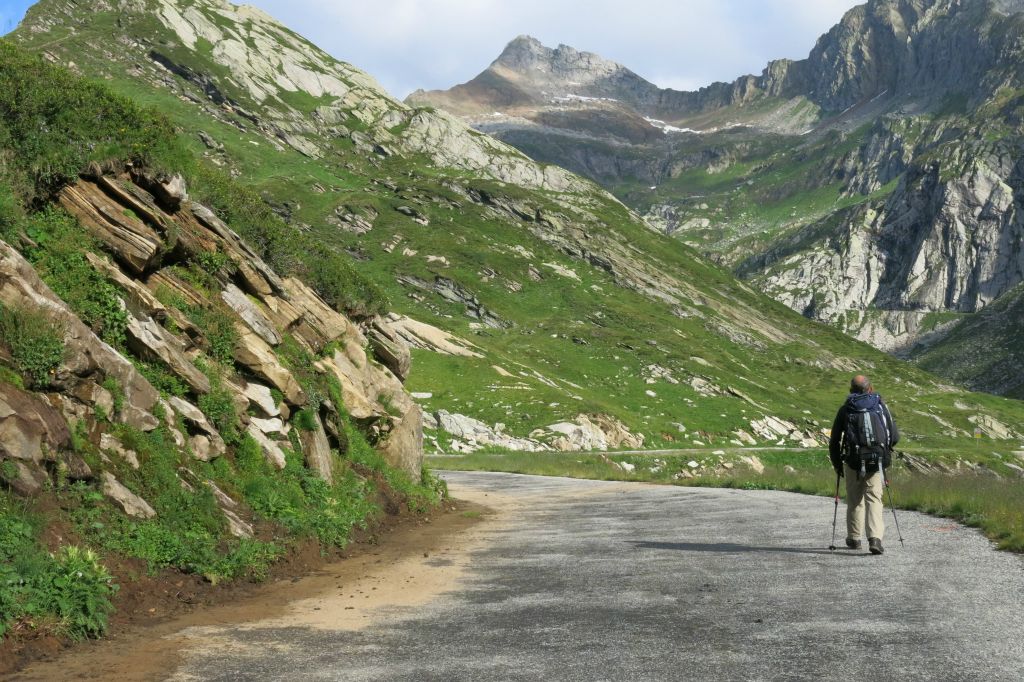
[{"left": 7, "top": 497, "right": 489, "bottom": 681}]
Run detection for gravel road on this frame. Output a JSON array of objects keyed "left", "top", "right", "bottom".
[{"left": 170, "top": 471, "right": 1024, "bottom": 681}]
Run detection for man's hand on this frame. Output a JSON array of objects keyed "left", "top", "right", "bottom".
[{"left": 833, "top": 465, "right": 844, "bottom": 478}]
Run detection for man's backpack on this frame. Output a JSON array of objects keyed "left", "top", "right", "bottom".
[{"left": 844, "top": 402, "right": 892, "bottom": 472}]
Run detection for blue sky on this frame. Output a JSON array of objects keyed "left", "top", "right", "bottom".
[{"left": 1, "top": 0, "right": 858, "bottom": 98}]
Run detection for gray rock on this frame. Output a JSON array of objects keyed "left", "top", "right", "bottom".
[
  {"left": 101, "top": 472, "right": 156, "bottom": 519},
  {"left": 221, "top": 283, "right": 282, "bottom": 347},
  {"left": 299, "top": 413, "right": 334, "bottom": 483},
  {"left": 0, "top": 383, "right": 71, "bottom": 463},
  {"left": 126, "top": 311, "right": 212, "bottom": 396}
]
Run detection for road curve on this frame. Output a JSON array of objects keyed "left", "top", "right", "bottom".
[{"left": 172, "top": 472, "right": 1024, "bottom": 681}]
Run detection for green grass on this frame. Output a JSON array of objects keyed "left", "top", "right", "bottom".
[
  {"left": 0, "top": 302, "right": 66, "bottom": 388},
  {"left": 0, "top": 493, "right": 117, "bottom": 639},
  {"left": 19, "top": 207, "right": 129, "bottom": 349}
]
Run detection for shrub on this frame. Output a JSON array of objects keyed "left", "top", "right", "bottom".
[
  {"left": 300, "top": 244, "right": 389, "bottom": 318},
  {"left": 0, "top": 40, "right": 188, "bottom": 200},
  {"left": 0, "top": 303, "right": 66, "bottom": 387},
  {"left": 44, "top": 546, "right": 118, "bottom": 639},
  {"left": 20, "top": 207, "right": 128, "bottom": 349},
  {"left": 0, "top": 495, "right": 117, "bottom": 640},
  {"left": 186, "top": 304, "right": 238, "bottom": 366}
]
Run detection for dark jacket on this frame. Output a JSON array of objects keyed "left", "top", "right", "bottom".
[{"left": 828, "top": 392, "right": 900, "bottom": 472}]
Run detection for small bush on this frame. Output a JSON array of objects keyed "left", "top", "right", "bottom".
[
  {"left": 0, "top": 303, "right": 66, "bottom": 387},
  {"left": 0, "top": 495, "right": 117, "bottom": 640},
  {"left": 187, "top": 305, "right": 238, "bottom": 366},
  {"left": 300, "top": 244, "right": 389, "bottom": 318},
  {"left": 20, "top": 208, "right": 128, "bottom": 348},
  {"left": 44, "top": 546, "right": 118, "bottom": 639}
]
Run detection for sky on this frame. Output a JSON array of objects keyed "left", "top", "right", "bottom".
[{"left": 0, "top": 0, "right": 858, "bottom": 99}]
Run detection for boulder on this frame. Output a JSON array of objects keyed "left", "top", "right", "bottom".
[
  {"left": 589, "top": 414, "right": 644, "bottom": 449},
  {"left": 378, "top": 313, "right": 483, "bottom": 357},
  {"left": 58, "top": 182, "right": 162, "bottom": 275},
  {"left": 221, "top": 283, "right": 281, "bottom": 346},
  {"left": 367, "top": 316, "right": 412, "bottom": 382},
  {"left": 126, "top": 312, "right": 211, "bottom": 395},
  {"left": 70, "top": 381, "right": 115, "bottom": 417},
  {"left": 222, "top": 507, "right": 254, "bottom": 539},
  {"left": 279, "top": 277, "right": 349, "bottom": 352},
  {"left": 0, "top": 383, "right": 71, "bottom": 463},
  {"left": 167, "top": 396, "right": 227, "bottom": 458},
  {"left": 377, "top": 405, "right": 424, "bottom": 480},
  {"left": 101, "top": 472, "right": 156, "bottom": 518},
  {"left": 1, "top": 241, "right": 160, "bottom": 431},
  {"left": 100, "top": 433, "right": 140, "bottom": 469},
  {"left": 232, "top": 326, "right": 306, "bottom": 406},
  {"left": 740, "top": 455, "right": 766, "bottom": 475},
  {"left": 3, "top": 460, "right": 47, "bottom": 496},
  {"left": 157, "top": 398, "right": 188, "bottom": 448},
  {"left": 155, "top": 174, "right": 189, "bottom": 211},
  {"left": 298, "top": 413, "right": 334, "bottom": 483},
  {"left": 246, "top": 423, "right": 287, "bottom": 469},
  {"left": 316, "top": 340, "right": 402, "bottom": 420},
  {"left": 205, "top": 480, "right": 253, "bottom": 538},
  {"left": 435, "top": 410, "right": 547, "bottom": 452},
  {"left": 250, "top": 416, "right": 285, "bottom": 434},
  {"left": 545, "top": 414, "right": 643, "bottom": 452},
  {"left": 190, "top": 202, "right": 287, "bottom": 296},
  {"left": 242, "top": 382, "right": 280, "bottom": 417}
]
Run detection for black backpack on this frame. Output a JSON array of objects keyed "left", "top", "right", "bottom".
[{"left": 844, "top": 402, "right": 892, "bottom": 472}]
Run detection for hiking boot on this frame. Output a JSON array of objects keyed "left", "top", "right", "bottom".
[
  {"left": 845, "top": 538, "right": 862, "bottom": 550},
  {"left": 869, "top": 538, "right": 884, "bottom": 555}
]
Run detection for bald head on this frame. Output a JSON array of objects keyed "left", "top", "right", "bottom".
[{"left": 851, "top": 375, "right": 872, "bottom": 394}]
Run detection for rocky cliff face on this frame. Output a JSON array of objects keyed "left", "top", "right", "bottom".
[
  {"left": 1, "top": 169, "right": 423, "bottom": 511},
  {"left": 743, "top": 114, "right": 1024, "bottom": 353}
]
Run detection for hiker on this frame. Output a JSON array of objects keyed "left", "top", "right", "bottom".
[{"left": 828, "top": 375, "right": 900, "bottom": 555}]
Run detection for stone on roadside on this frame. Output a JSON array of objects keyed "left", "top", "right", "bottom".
[
  {"left": 101, "top": 472, "right": 156, "bottom": 518},
  {"left": 740, "top": 455, "right": 765, "bottom": 475}
]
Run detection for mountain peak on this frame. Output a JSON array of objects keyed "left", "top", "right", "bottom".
[
  {"left": 493, "top": 35, "right": 625, "bottom": 80},
  {"left": 493, "top": 34, "right": 551, "bottom": 69}
]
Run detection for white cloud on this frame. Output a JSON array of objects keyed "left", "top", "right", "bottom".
[{"left": 247, "top": 0, "right": 857, "bottom": 99}]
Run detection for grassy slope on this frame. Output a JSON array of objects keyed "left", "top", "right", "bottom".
[{"left": 913, "top": 283, "right": 1024, "bottom": 399}]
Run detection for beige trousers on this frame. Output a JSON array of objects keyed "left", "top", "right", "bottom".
[{"left": 845, "top": 464, "right": 885, "bottom": 540}]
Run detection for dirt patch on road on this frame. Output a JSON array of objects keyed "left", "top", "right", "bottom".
[{"left": 9, "top": 498, "right": 491, "bottom": 682}]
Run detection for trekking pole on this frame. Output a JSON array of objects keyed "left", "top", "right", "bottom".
[
  {"left": 828, "top": 472, "right": 841, "bottom": 551},
  {"left": 879, "top": 461, "right": 906, "bottom": 548}
]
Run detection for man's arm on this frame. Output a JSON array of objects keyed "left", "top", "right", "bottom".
[{"left": 829, "top": 406, "right": 846, "bottom": 474}]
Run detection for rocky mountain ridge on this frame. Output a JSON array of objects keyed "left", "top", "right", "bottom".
[{"left": 409, "top": 0, "right": 1024, "bottom": 394}]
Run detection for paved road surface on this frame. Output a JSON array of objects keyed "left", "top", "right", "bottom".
[{"left": 171, "top": 472, "right": 1024, "bottom": 681}]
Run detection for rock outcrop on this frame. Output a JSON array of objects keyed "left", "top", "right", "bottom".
[{"left": 2, "top": 171, "right": 425, "bottom": 509}]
